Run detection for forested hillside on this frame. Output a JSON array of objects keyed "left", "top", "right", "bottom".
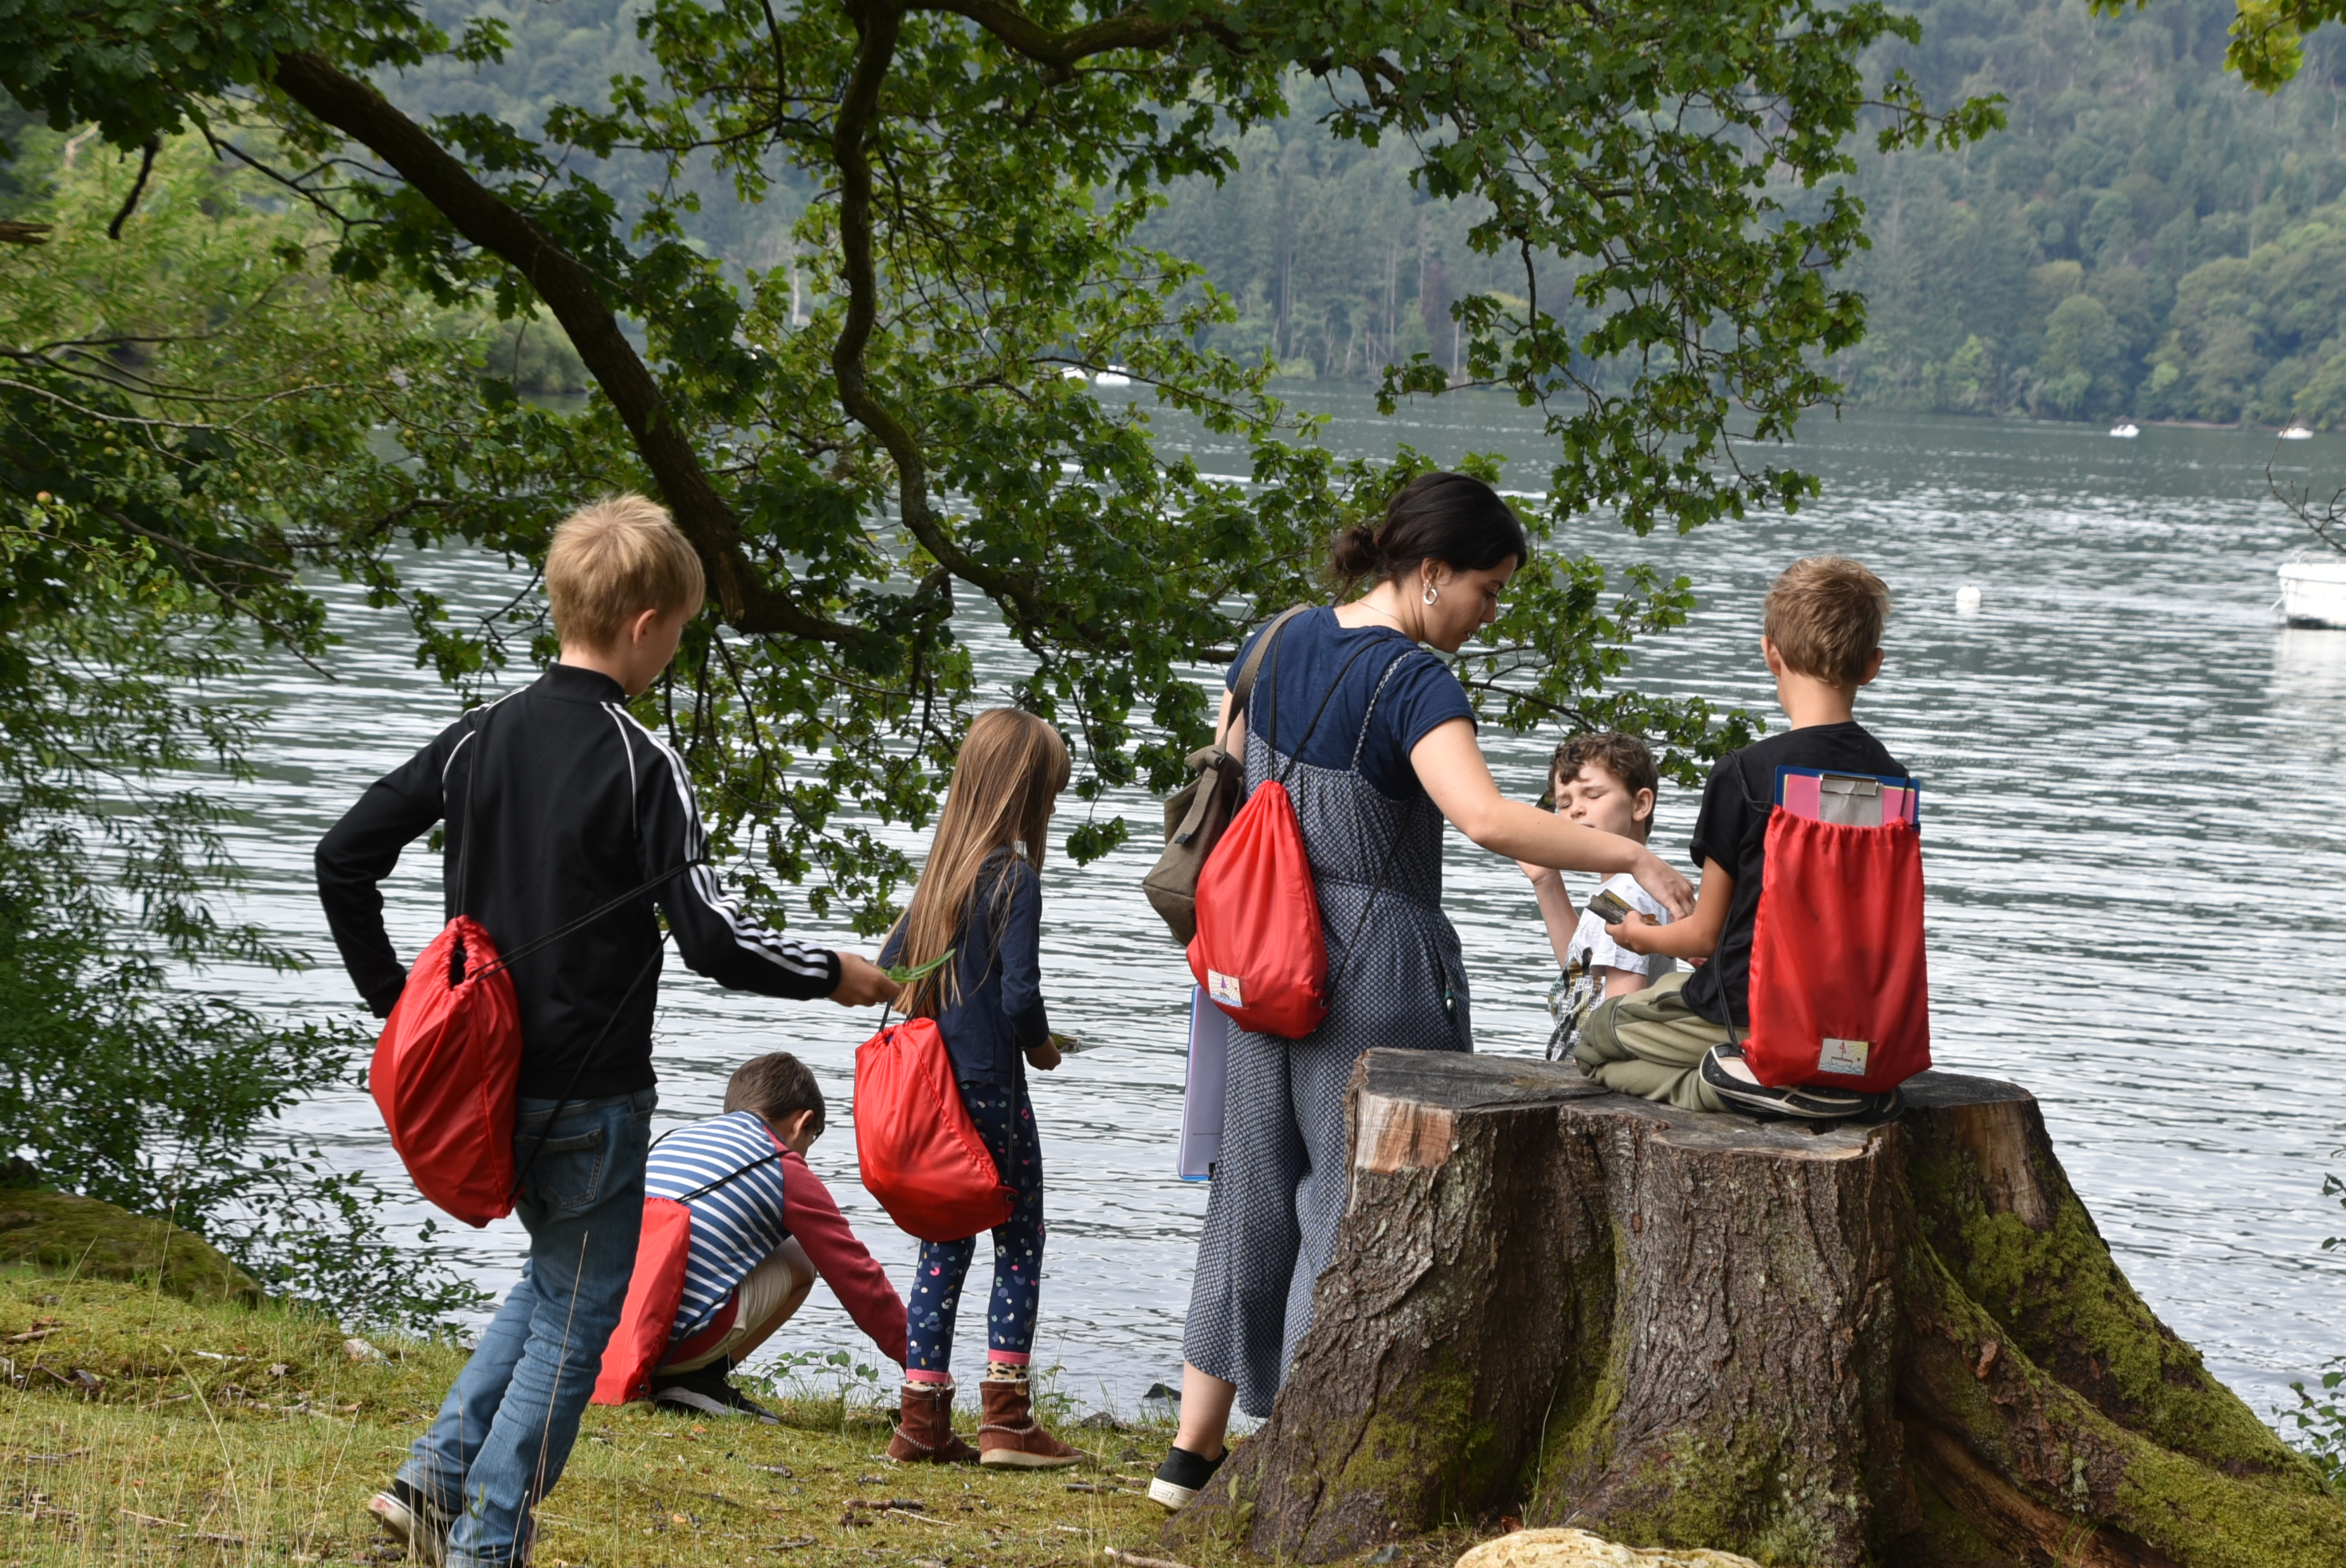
[{"left": 375, "top": 0, "right": 2346, "bottom": 425}]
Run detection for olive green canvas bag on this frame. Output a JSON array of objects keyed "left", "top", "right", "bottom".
[{"left": 1142, "top": 604, "right": 1312, "bottom": 945}]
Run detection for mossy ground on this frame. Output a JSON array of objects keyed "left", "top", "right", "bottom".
[{"left": 0, "top": 1274, "right": 1207, "bottom": 1568}]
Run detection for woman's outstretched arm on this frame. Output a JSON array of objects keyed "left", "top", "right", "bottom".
[{"left": 1410, "top": 719, "right": 1696, "bottom": 917}]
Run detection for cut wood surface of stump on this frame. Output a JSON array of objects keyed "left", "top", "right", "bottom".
[{"left": 1166, "top": 1052, "right": 2344, "bottom": 1568}]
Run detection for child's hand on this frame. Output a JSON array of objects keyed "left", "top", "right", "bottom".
[
  {"left": 1026, "top": 1037, "right": 1064, "bottom": 1072},
  {"left": 829, "top": 952, "right": 897, "bottom": 1006},
  {"left": 1605, "top": 912, "right": 1662, "bottom": 953}
]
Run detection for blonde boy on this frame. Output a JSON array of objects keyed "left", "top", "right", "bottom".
[
  {"left": 317, "top": 495, "right": 891, "bottom": 1566},
  {"left": 1580, "top": 556, "right": 1907, "bottom": 1121}
]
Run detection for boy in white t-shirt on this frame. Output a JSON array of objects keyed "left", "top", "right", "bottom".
[{"left": 1519, "top": 732, "right": 1676, "bottom": 1062}]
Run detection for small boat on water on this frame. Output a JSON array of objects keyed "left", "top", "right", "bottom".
[
  {"left": 2278, "top": 550, "right": 2346, "bottom": 626},
  {"left": 2281, "top": 423, "right": 2315, "bottom": 440},
  {"left": 1093, "top": 365, "right": 1132, "bottom": 387},
  {"left": 2109, "top": 421, "right": 2140, "bottom": 438}
]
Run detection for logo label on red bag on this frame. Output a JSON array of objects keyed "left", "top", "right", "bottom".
[
  {"left": 1207, "top": 969, "right": 1244, "bottom": 1007},
  {"left": 1818, "top": 1037, "right": 1870, "bottom": 1076}
]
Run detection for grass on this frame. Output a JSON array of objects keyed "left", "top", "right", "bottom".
[{"left": 0, "top": 1272, "right": 1190, "bottom": 1568}]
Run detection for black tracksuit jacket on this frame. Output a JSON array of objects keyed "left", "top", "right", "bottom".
[{"left": 314, "top": 663, "right": 842, "bottom": 1100}]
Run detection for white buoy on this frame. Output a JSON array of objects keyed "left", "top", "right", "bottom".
[{"left": 1955, "top": 585, "right": 1983, "bottom": 613}]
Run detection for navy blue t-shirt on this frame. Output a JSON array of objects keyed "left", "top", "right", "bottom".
[{"left": 1225, "top": 608, "right": 1473, "bottom": 800}]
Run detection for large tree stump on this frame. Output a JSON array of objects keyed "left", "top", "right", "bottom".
[{"left": 1167, "top": 1051, "right": 2344, "bottom": 1567}]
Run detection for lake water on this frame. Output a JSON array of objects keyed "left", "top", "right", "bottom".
[{"left": 207, "top": 395, "right": 2346, "bottom": 1426}]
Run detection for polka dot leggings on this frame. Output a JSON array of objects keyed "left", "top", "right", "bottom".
[{"left": 904, "top": 1080, "right": 1044, "bottom": 1374}]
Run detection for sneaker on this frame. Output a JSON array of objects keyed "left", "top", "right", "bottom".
[
  {"left": 367, "top": 1479, "right": 452, "bottom": 1564},
  {"left": 649, "top": 1362, "right": 781, "bottom": 1424},
  {"left": 1148, "top": 1444, "right": 1225, "bottom": 1511},
  {"left": 1699, "top": 1044, "right": 1874, "bottom": 1120}
]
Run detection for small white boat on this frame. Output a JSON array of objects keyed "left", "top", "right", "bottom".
[
  {"left": 1093, "top": 365, "right": 1132, "bottom": 387},
  {"left": 1058, "top": 365, "right": 1088, "bottom": 382},
  {"left": 2278, "top": 550, "right": 2346, "bottom": 626},
  {"left": 2109, "top": 421, "right": 2140, "bottom": 438},
  {"left": 2281, "top": 423, "right": 2315, "bottom": 440}
]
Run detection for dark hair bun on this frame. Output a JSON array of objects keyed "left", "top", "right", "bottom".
[
  {"left": 1327, "top": 472, "right": 1529, "bottom": 586},
  {"left": 1329, "top": 522, "right": 1383, "bottom": 582}
]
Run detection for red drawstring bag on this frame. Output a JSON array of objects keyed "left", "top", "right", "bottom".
[
  {"left": 1187, "top": 631, "right": 1407, "bottom": 1040},
  {"left": 1187, "top": 779, "right": 1329, "bottom": 1038},
  {"left": 1744, "top": 810, "right": 1930, "bottom": 1093},
  {"left": 590, "top": 1196, "right": 694, "bottom": 1404},
  {"left": 371, "top": 916, "right": 524, "bottom": 1228},
  {"left": 853, "top": 1017, "right": 1014, "bottom": 1242}
]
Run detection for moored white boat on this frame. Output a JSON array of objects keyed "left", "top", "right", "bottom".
[
  {"left": 2109, "top": 421, "right": 2140, "bottom": 437},
  {"left": 2281, "top": 423, "right": 2315, "bottom": 440},
  {"left": 1093, "top": 365, "right": 1132, "bottom": 386},
  {"left": 2278, "top": 550, "right": 2346, "bottom": 626}
]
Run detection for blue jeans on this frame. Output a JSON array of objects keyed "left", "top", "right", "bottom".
[{"left": 398, "top": 1089, "right": 654, "bottom": 1566}]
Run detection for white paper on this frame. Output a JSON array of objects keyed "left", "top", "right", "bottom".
[{"left": 1179, "top": 985, "right": 1230, "bottom": 1182}]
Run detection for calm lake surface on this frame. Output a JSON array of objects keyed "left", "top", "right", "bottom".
[{"left": 210, "top": 397, "right": 2346, "bottom": 1423}]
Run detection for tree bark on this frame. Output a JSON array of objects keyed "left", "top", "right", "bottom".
[{"left": 1167, "top": 1052, "right": 2344, "bottom": 1567}]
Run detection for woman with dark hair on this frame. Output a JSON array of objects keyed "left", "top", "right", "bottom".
[{"left": 1149, "top": 471, "right": 1695, "bottom": 1510}]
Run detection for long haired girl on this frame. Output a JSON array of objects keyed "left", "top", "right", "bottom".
[{"left": 877, "top": 708, "right": 1079, "bottom": 1468}]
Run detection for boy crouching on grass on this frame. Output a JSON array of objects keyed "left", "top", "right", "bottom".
[
  {"left": 1520, "top": 731, "right": 1677, "bottom": 1063},
  {"left": 315, "top": 496, "right": 894, "bottom": 1567},
  {"left": 1582, "top": 556, "right": 1907, "bottom": 1122},
  {"left": 625, "top": 1053, "right": 906, "bottom": 1421}
]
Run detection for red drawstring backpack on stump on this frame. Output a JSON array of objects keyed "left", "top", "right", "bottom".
[
  {"left": 1189, "top": 630, "right": 1410, "bottom": 1039},
  {"left": 1743, "top": 777, "right": 1930, "bottom": 1095},
  {"left": 853, "top": 1014, "right": 1014, "bottom": 1243},
  {"left": 370, "top": 705, "right": 696, "bottom": 1228},
  {"left": 591, "top": 1142, "right": 783, "bottom": 1404}
]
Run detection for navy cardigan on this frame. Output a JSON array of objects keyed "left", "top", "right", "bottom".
[{"left": 878, "top": 849, "right": 1049, "bottom": 1086}]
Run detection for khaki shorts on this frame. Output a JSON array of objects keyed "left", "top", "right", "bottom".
[
  {"left": 657, "top": 1240, "right": 815, "bottom": 1374},
  {"left": 1573, "top": 969, "right": 1734, "bottom": 1113}
]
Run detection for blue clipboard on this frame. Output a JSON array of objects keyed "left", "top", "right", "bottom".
[{"left": 1178, "top": 986, "right": 1228, "bottom": 1182}]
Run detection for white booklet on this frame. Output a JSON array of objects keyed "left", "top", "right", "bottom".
[{"left": 1178, "top": 985, "right": 1230, "bottom": 1182}]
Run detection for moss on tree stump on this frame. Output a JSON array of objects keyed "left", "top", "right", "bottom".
[
  {"left": 0, "top": 1188, "right": 260, "bottom": 1307},
  {"left": 1165, "top": 1052, "right": 2344, "bottom": 1567}
]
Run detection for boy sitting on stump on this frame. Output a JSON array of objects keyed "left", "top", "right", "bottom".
[{"left": 1585, "top": 555, "right": 1909, "bottom": 1121}]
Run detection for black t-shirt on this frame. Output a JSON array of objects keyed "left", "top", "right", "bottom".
[{"left": 1678, "top": 721, "right": 1907, "bottom": 1029}]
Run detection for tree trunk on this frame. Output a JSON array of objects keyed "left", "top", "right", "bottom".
[{"left": 1166, "top": 1052, "right": 2344, "bottom": 1567}]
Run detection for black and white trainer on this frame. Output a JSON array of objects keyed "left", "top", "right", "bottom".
[
  {"left": 366, "top": 1478, "right": 453, "bottom": 1564},
  {"left": 649, "top": 1362, "right": 781, "bottom": 1424},
  {"left": 1148, "top": 1444, "right": 1226, "bottom": 1511},
  {"left": 1699, "top": 1043, "right": 1875, "bottom": 1120}
]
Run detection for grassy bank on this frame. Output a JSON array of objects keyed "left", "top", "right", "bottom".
[{"left": 0, "top": 1272, "right": 1212, "bottom": 1567}]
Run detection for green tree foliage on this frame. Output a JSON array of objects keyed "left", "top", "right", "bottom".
[
  {"left": 0, "top": 131, "right": 492, "bottom": 1330},
  {"left": 1837, "top": 0, "right": 2346, "bottom": 425},
  {"left": 1, "top": 0, "right": 1995, "bottom": 928}
]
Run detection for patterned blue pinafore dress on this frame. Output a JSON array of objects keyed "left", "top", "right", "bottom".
[{"left": 1179, "top": 642, "right": 1472, "bottom": 1417}]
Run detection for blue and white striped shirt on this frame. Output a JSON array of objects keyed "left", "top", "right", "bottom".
[{"left": 645, "top": 1111, "right": 791, "bottom": 1337}]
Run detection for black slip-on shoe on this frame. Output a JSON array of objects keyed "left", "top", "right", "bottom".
[
  {"left": 1700, "top": 1043, "right": 1874, "bottom": 1120},
  {"left": 649, "top": 1361, "right": 780, "bottom": 1424},
  {"left": 1148, "top": 1444, "right": 1226, "bottom": 1511},
  {"left": 366, "top": 1479, "right": 452, "bottom": 1564}
]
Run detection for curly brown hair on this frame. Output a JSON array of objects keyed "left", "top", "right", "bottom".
[{"left": 1545, "top": 732, "right": 1660, "bottom": 838}]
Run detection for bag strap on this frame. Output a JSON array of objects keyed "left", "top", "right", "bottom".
[
  {"left": 1270, "top": 633, "right": 1389, "bottom": 790},
  {"left": 673, "top": 1146, "right": 785, "bottom": 1206},
  {"left": 1225, "top": 604, "right": 1312, "bottom": 740},
  {"left": 453, "top": 704, "right": 492, "bottom": 917},
  {"left": 1325, "top": 649, "right": 1425, "bottom": 1002},
  {"left": 481, "top": 857, "right": 705, "bottom": 977}
]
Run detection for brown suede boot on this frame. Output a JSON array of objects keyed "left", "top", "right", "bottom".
[
  {"left": 887, "top": 1382, "right": 977, "bottom": 1464},
  {"left": 976, "top": 1375, "right": 1082, "bottom": 1469}
]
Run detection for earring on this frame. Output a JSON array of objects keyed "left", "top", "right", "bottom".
[{"left": 1422, "top": 581, "right": 1440, "bottom": 606}]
